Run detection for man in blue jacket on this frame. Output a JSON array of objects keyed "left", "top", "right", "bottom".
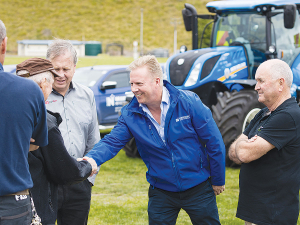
[{"left": 84, "top": 55, "right": 226, "bottom": 224}]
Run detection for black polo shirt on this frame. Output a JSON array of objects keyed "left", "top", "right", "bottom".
[{"left": 237, "top": 98, "right": 300, "bottom": 225}]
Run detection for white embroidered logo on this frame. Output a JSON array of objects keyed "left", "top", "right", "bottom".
[
  {"left": 176, "top": 115, "right": 190, "bottom": 122},
  {"left": 15, "top": 195, "right": 28, "bottom": 201}
]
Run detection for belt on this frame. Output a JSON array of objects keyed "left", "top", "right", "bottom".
[{"left": 4, "top": 189, "right": 29, "bottom": 196}]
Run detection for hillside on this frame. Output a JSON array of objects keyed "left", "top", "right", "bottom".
[{"left": 1, "top": 0, "right": 211, "bottom": 55}]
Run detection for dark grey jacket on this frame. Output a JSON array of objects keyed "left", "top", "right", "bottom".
[{"left": 28, "top": 110, "right": 92, "bottom": 225}]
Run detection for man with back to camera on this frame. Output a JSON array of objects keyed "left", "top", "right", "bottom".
[
  {"left": 229, "top": 59, "right": 300, "bottom": 225},
  {"left": 83, "top": 55, "right": 226, "bottom": 225},
  {"left": 0, "top": 20, "right": 48, "bottom": 224},
  {"left": 45, "top": 39, "right": 100, "bottom": 225}
]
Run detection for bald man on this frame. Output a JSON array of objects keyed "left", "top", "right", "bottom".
[{"left": 229, "top": 59, "right": 300, "bottom": 225}]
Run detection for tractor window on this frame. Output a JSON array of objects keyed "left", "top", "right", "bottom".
[
  {"left": 213, "top": 13, "right": 266, "bottom": 51},
  {"left": 271, "top": 10, "right": 300, "bottom": 65},
  {"left": 213, "top": 13, "right": 267, "bottom": 77}
]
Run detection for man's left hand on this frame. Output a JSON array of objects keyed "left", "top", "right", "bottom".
[
  {"left": 212, "top": 185, "right": 225, "bottom": 195},
  {"left": 29, "top": 138, "right": 39, "bottom": 151}
]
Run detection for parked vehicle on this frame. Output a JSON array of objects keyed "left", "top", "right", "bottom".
[
  {"left": 163, "top": 0, "right": 300, "bottom": 166},
  {"left": 73, "top": 65, "right": 132, "bottom": 131},
  {"left": 73, "top": 65, "right": 140, "bottom": 157}
]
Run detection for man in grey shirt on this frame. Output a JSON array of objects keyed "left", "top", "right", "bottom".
[{"left": 46, "top": 39, "right": 100, "bottom": 225}]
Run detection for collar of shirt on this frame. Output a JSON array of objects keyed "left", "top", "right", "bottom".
[
  {"left": 52, "top": 81, "right": 75, "bottom": 96},
  {"left": 139, "top": 86, "right": 170, "bottom": 142}
]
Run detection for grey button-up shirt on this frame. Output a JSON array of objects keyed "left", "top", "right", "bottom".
[{"left": 46, "top": 82, "right": 100, "bottom": 184}]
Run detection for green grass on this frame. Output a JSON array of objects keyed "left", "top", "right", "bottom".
[
  {"left": 4, "top": 55, "right": 168, "bottom": 68},
  {"left": 0, "top": 0, "right": 212, "bottom": 54},
  {"left": 89, "top": 150, "right": 243, "bottom": 225}
]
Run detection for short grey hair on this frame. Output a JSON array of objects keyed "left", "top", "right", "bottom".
[
  {"left": 0, "top": 20, "right": 6, "bottom": 43},
  {"left": 128, "top": 55, "right": 163, "bottom": 85},
  {"left": 46, "top": 39, "right": 77, "bottom": 65},
  {"left": 262, "top": 59, "right": 293, "bottom": 88},
  {"left": 17, "top": 70, "right": 54, "bottom": 84}
]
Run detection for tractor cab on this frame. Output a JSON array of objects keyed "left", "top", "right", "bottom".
[{"left": 208, "top": 2, "right": 300, "bottom": 78}]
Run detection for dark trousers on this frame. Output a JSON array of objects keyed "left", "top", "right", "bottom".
[
  {"left": 0, "top": 195, "right": 32, "bottom": 225},
  {"left": 148, "top": 180, "right": 220, "bottom": 225},
  {"left": 57, "top": 179, "right": 92, "bottom": 225}
]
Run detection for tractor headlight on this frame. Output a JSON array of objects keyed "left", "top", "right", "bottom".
[{"left": 184, "top": 63, "right": 201, "bottom": 87}]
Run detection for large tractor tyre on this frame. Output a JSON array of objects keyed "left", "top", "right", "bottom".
[
  {"left": 212, "top": 90, "right": 264, "bottom": 167},
  {"left": 123, "top": 137, "right": 141, "bottom": 158}
]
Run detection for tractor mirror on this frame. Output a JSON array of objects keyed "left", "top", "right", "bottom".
[
  {"left": 284, "top": 4, "right": 297, "bottom": 29},
  {"left": 182, "top": 3, "right": 198, "bottom": 31}
]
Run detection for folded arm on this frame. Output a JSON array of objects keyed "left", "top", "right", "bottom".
[{"left": 229, "top": 134, "right": 275, "bottom": 163}]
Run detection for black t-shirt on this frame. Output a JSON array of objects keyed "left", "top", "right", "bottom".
[{"left": 237, "top": 98, "right": 300, "bottom": 225}]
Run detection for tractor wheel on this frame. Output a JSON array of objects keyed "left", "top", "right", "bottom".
[
  {"left": 123, "top": 137, "right": 140, "bottom": 158},
  {"left": 211, "top": 90, "right": 264, "bottom": 167}
]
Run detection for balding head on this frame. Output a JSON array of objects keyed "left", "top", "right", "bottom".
[
  {"left": 255, "top": 59, "right": 292, "bottom": 110},
  {"left": 258, "top": 59, "right": 293, "bottom": 88}
]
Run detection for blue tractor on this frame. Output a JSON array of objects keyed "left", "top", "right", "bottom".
[{"left": 165, "top": 0, "right": 300, "bottom": 166}]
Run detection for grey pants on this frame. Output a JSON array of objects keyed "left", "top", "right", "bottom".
[{"left": 0, "top": 195, "right": 32, "bottom": 225}]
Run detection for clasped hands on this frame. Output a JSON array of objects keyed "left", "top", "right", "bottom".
[{"left": 77, "top": 156, "right": 98, "bottom": 177}]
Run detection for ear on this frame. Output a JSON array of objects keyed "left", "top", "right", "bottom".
[
  {"left": 278, "top": 78, "right": 284, "bottom": 92},
  {"left": 39, "top": 77, "right": 47, "bottom": 89},
  {"left": 1, "top": 37, "right": 7, "bottom": 55},
  {"left": 155, "top": 77, "right": 160, "bottom": 86}
]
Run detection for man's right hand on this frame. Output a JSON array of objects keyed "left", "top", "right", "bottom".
[{"left": 78, "top": 156, "right": 98, "bottom": 176}]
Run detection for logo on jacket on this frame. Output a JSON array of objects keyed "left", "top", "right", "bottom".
[
  {"left": 45, "top": 100, "right": 57, "bottom": 104},
  {"left": 176, "top": 115, "right": 190, "bottom": 122}
]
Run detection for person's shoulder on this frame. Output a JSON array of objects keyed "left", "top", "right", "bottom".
[
  {"left": 276, "top": 98, "right": 300, "bottom": 116},
  {"left": 178, "top": 89, "right": 201, "bottom": 104},
  {"left": 1, "top": 71, "right": 41, "bottom": 93},
  {"left": 72, "top": 81, "right": 94, "bottom": 96}
]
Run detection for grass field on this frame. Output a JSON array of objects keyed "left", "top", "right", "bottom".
[
  {"left": 90, "top": 150, "right": 300, "bottom": 225},
  {"left": 4, "top": 54, "right": 168, "bottom": 68},
  {"left": 0, "top": 0, "right": 211, "bottom": 54},
  {"left": 90, "top": 150, "right": 242, "bottom": 225}
]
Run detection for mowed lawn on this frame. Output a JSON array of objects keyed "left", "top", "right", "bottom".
[
  {"left": 89, "top": 150, "right": 240, "bottom": 225},
  {"left": 89, "top": 150, "right": 300, "bottom": 225}
]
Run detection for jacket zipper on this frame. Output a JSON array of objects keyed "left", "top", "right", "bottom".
[{"left": 149, "top": 124, "right": 183, "bottom": 191}]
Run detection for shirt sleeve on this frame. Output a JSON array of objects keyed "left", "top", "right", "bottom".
[
  {"left": 190, "top": 92, "right": 226, "bottom": 186},
  {"left": 258, "top": 111, "right": 297, "bottom": 151},
  {"left": 84, "top": 95, "right": 101, "bottom": 156},
  {"left": 86, "top": 114, "right": 133, "bottom": 166},
  {"left": 31, "top": 87, "right": 48, "bottom": 147},
  {"left": 84, "top": 94, "right": 101, "bottom": 184}
]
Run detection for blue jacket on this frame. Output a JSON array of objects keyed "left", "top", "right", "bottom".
[{"left": 87, "top": 80, "right": 225, "bottom": 192}]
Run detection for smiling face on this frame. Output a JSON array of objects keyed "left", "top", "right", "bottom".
[
  {"left": 130, "top": 65, "right": 162, "bottom": 107},
  {"left": 50, "top": 52, "right": 76, "bottom": 96},
  {"left": 255, "top": 66, "right": 281, "bottom": 107}
]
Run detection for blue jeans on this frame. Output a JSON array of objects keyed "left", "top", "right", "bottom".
[
  {"left": 0, "top": 195, "right": 32, "bottom": 225},
  {"left": 148, "top": 180, "right": 220, "bottom": 225}
]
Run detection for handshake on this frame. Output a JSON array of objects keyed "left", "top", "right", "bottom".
[{"left": 77, "top": 156, "right": 98, "bottom": 176}]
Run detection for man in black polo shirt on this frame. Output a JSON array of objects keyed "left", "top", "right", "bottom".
[{"left": 229, "top": 59, "right": 300, "bottom": 225}]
